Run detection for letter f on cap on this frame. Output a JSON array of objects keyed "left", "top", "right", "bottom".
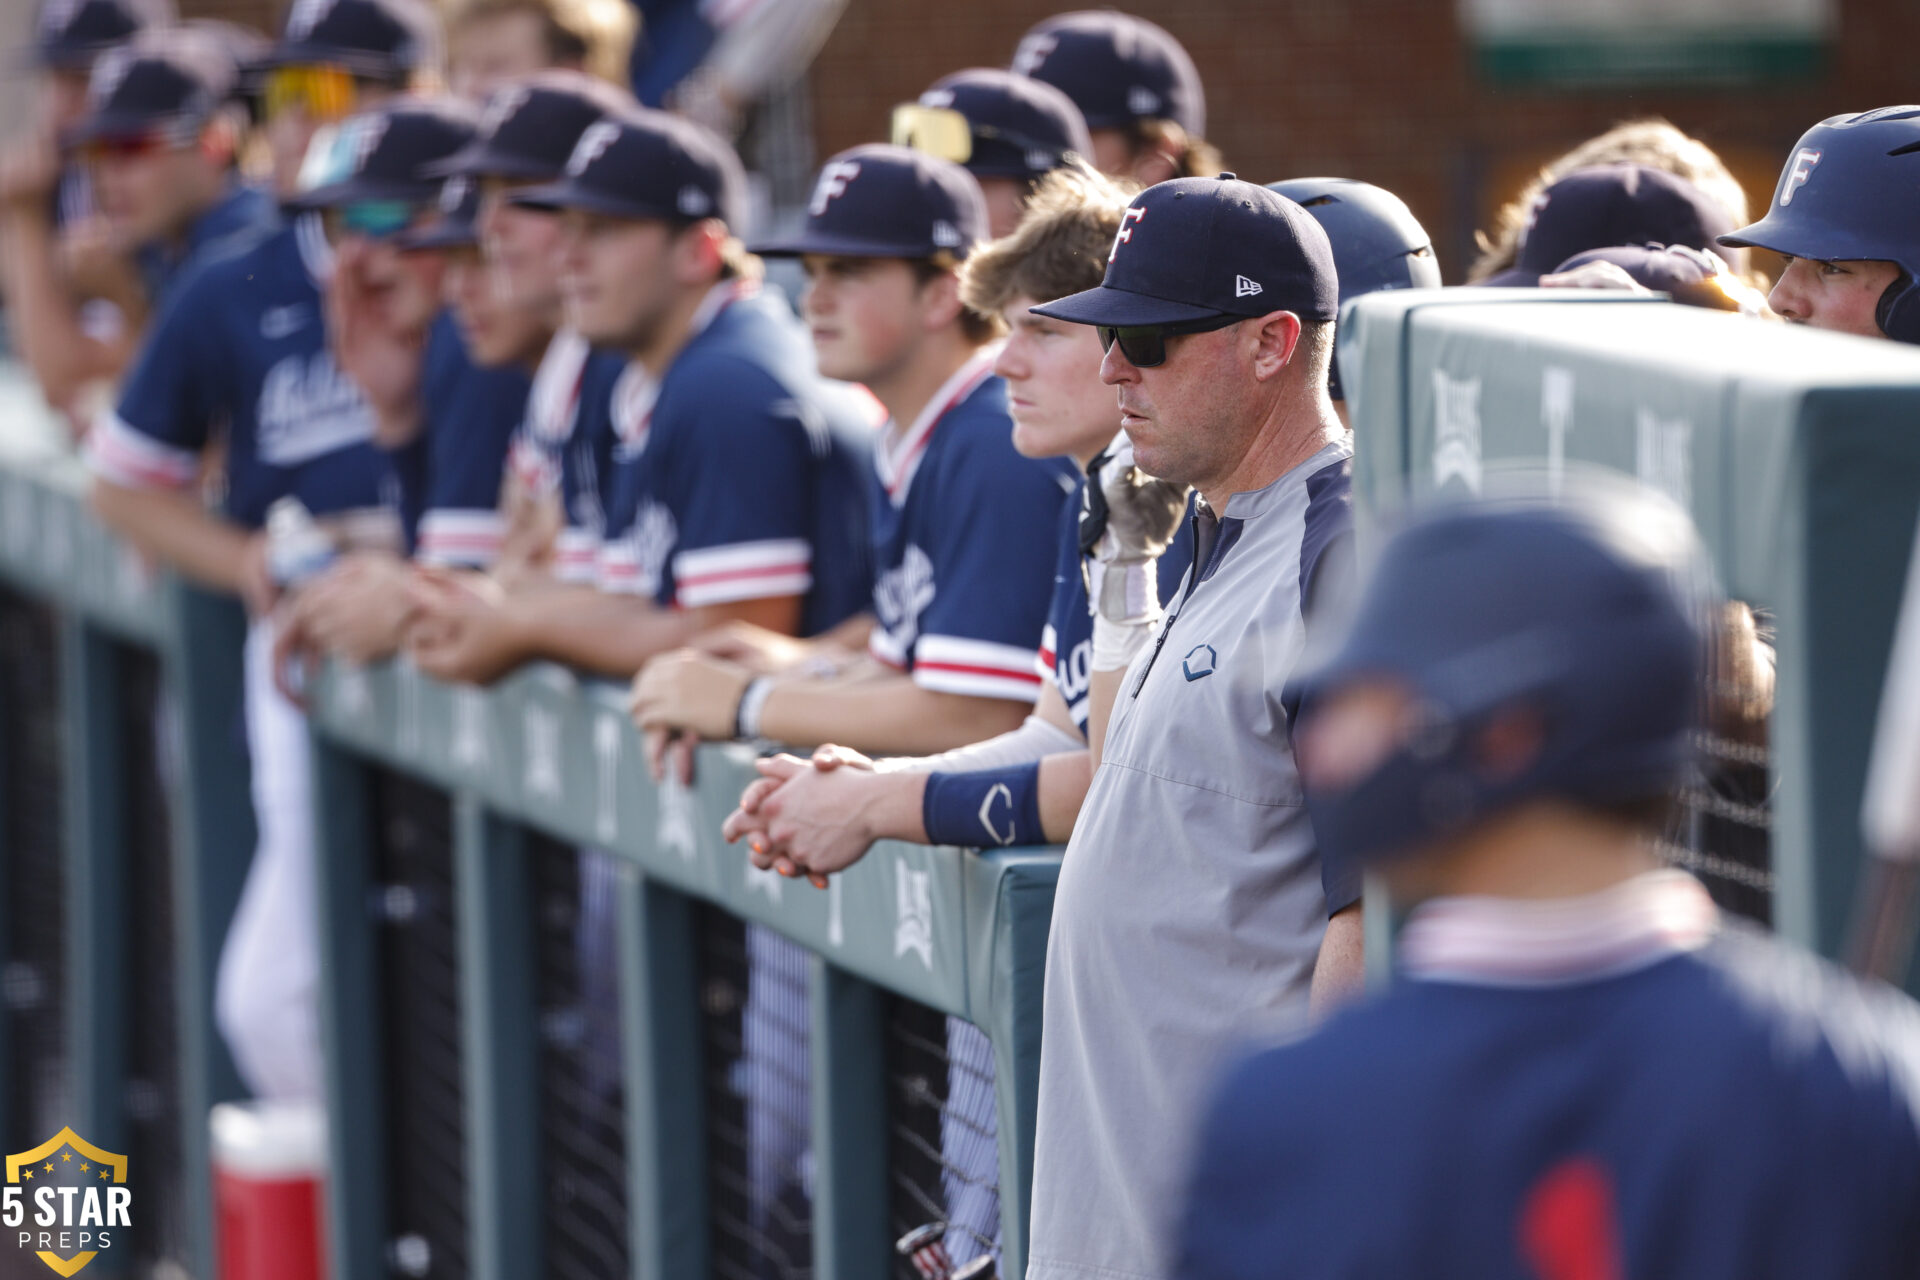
[
  {"left": 1780, "top": 148, "right": 1821, "bottom": 206},
  {"left": 1109, "top": 205, "right": 1145, "bottom": 262}
]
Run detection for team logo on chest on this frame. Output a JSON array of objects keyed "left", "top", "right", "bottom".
[
  {"left": 1182, "top": 643, "right": 1217, "bottom": 681},
  {"left": 873, "top": 544, "right": 937, "bottom": 643}
]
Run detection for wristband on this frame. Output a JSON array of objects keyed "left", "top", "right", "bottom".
[
  {"left": 1086, "top": 557, "right": 1164, "bottom": 627},
  {"left": 1092, "top": 614, "right": 1155, "bottom": 671},
  {"left": 734, "top": 676, "right": 775, "bottom": 739},
  {"left": 923, "top": 763, "right": 1047, "bottom": 849}
]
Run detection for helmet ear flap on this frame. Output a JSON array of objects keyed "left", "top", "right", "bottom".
[{"left": 1876, "top": 269, "right": 1920, "bottom": 343}]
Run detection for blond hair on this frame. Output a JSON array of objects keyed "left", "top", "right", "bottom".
[
  {"left": 1468, "top": 118, "right": 1751, "bottom": 283},
  {"left": 441, "top": 0, "right": 636, "bottom": 85},
  {"left": 962, "top": 164, "right": 1138, "bottom": 316}
]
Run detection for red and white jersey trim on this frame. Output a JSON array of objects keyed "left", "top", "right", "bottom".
[
  {"left": 912, "top": 633, "right": 1045, "bottom": 703},
  {"left": 417, "top": 509, "right": 505, "bottom": 569},
  {"left": 675, "top": 538, "right": 812, "bottom": 607},
  {"left": 869, "top": 627, "right": 908, "bottom": 670},
  {"left": 596, "top": 539, "right": 646, "bottom": 595},
  {"left": 526, "top": 328, "right": 591, "bottom": 444},
  {"left": 553, "top": 528, "right": 601, "bottom": 585},
  {"left": 86, "top": 410, "right": 199, "bottom": 491},
  {"left": 874, "top": 345, "right": 999, "bottom": 505},
  {"left": 1399, "top": 868, "right": 1718, "bottom": 988},
  {"left": 1036, "top": 622, "right": 1059, "bottom": 678}
]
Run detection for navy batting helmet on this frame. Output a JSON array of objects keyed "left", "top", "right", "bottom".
[
  {"left": 1293, "top": 472, "right": 1710, "bottom": 869},
  {"left": 1268, "top": 178, "right": 1441, "bottom": 399},
  {"left": 1719, "top": 107, "right": 1920, "bottom": 344}
]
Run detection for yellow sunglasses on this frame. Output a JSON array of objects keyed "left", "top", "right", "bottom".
[{"left": 263, "top": 64, "right": 357, "bottom": 124}]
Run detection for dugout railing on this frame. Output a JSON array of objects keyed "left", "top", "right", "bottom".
[
  {"left": 1341, "top": 289, "right": 1920, "bottom": 982},
  {"left": 0, "top": 364, "right": 257, "bottom": 1279},
  {"left": 2, "top": 286, "right": 1920, "bottom": 1280}
]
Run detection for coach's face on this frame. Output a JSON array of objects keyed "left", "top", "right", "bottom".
[
  {"left": 1768, "top": 256, "right": 1902, "bottom": 340},
  {"left": 555, "top": 211, "right": 679, "bottom": 350},
  {"left": 1101, "top": 310, "right": 1301, "bottom": 491}
]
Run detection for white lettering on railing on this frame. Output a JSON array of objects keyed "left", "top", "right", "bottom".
[
  {"left": 1541, "top": 366, "right": 1575, "bottom": 495},
  {"left": 451, "top": 687, "right": 488, "bottom": 772},
  {"left": 1431, "top": 369, "right": 1483, "bottom": 494},
  {"left": 593, "top": 713, "right": 621, "bottom": 842},
  {"left": 523, "top": 702, "right": 563, "bottom": 801},
  {"left": 894, "top": 859, "right": 934, "bottom": 968}
]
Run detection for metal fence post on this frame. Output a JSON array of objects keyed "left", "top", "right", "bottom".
[
  {"left": 311, "top": 736, "right": 387, "bottom": 1278},
  {"left": 453, "top": 795, "right": 542, "bottom": 1279},
  {"left": 810, "top": 956, "right": 889, "bottom": 1280},
  {"left": 618, "top": 865, "right": 708, "bottom": 1279},
  {"left": 160, "top": 583, "right": 256, "bottom": 1277},
  {"left": 61, "top": 618, "right": 128, "bottom": 1167}
]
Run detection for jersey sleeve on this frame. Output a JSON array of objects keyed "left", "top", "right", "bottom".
[
  {"left": 85, "top": 262, "right": 228, "bottom": 490},
  {"left": 911, "top": 426, "right": 1074, "bottom": 702},
  {"left": 659, "top": 358, "right": 817, "bottom": 609}
]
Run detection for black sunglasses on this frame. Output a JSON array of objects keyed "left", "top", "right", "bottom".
[{"left": 1096, "top": 313, "right": 1245, "bottom": 367}]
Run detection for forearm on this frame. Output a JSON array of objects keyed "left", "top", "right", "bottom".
[
  {"left": 1308, "top": 904, "right": 1366, "bottom": 1019},
  {"left": 1087, "top": 667, "right": 1128, "bottom": 771},
  {"left": 760, "top": 675, "right": 1030, "bottom": 756},
  {"left": 517, "top": 588, "right": 704, "bottom": 677},
  {"left": 2, "top": 214, "right": 123, "bottom": 407},
  {"left": 1036, "top": 750, "right": 1093, "bottom": 843},
  {"left": 881, "top": 712, "right": 1083, "bottom": 774},
  {"left": 91, "top": 479, "right": 250, "bottom": 595}
]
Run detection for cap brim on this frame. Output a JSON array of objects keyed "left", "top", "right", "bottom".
[
  {"left": 422, "top": 142, "right": 556, "bottom": 182},
  {"left": 255, "top": 41, "right": 405, "bottom": 82},
  {"left": 63, "top": 111, "right": 187, "bottom": 147},
  {"left": 1028, "top": 283, "right": 1228, "bottom": 327},
  {"left": 394, "top": 221, "right": 476, "bottom": 250},
  {"left": 507, "top": 179, "right": 669, "bottom": 221},
  {"left": 1716, "top": 215, "right": 1841, "bottom": 259},
  {"left": 288, "top": 176, "right": 435, "bottom": 210},
  {"left": 749, "top": 229, "right": 954, "bottom": 260}
]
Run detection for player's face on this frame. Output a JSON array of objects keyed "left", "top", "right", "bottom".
[
  {"left": 90, "top": 140, "right": 210, "bottom": 250},
  {"left": 38, "top": 70, "right": 92, "bottom": 134},
  {"left": 267, "top": 80, "right": 399, "bottom": 200},
  {"left": 478, "top": 183, "right": 567, "bottom": 323},
  {"left": 449, "top": 9, "right": 559, "bottom": 101},
  {"left": 996, "top": 295, "right": 1115, "bottom": 466},
  {"left": 445, "top": 247, "right": 551, "bottom": 367},
  {"left": 978, "top": 176, "right": 1030, "bottom": 239},
  {"left": 1099, "top": 318, "right": 1256, "bottom": 488},
  {"left": 1767, "top": 256, "right": 1902, "bottom": 340},
  {"left": 555, "top": 210, "right": 680, "bottom": 351},
  {"left": 800, "top": 255, "right": 928, "bottom": 385}
]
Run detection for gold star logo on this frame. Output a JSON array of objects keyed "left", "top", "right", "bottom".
[
  {"left": 79, "top": 1162, "right": 89, "bottom": 1172},
  {"left": 98, "top": 1170, "right": 109, "bottom": 1181},
  {"left": 60, "top": 1152, "right": 71, "bottom": 1162},
  {"left": 43, "top": 1162, "right": 52, "bottom": 1172},
  {"left": 21, "top": 1170, "right": 31, "bottom": 1181}
]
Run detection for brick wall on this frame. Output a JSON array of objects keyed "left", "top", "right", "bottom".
[{"left": 805, "top": 0, "right": 1919, "bottom": 281}]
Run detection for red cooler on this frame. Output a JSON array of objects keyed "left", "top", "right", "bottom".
[{"left": 211, "top": 1101, "right": 328, "bottom": 1280}]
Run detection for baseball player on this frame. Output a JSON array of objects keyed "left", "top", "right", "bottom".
[
  {"left": 1717, "top": 107, "right": 1920, "bottom": 343},
  {"left": 404, "top": 108, "right": 875, "bottom": 684},
  {"left": 1179, "top": 478, "right": 1920, "bottom": 1280},
  {"left": 628, "top": 144, "right": 1076, "bottom": 774},
  {"left": 441, "top": 0, "right": 636, "bottom": 100},
  {"left": 1472, "top": 163, "right": 1735, "bottom": 288},
  {"left": 999, "top": 174, "right": 1359, "bottom": 1280},
  {"left": 251, "top": 0, "right": 440, "bottom": 199},
  {"left": 1009, "top": 10, "right": 1220, "bottom": 186},
  {"left": 892, "top": 67, "right": 1093, "bottom": 237},
  {"left": 86, "top": 100, "right": 474, "bottom": 1101}
]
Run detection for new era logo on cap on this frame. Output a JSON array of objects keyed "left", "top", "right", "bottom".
[
  {"left": 678, "top": 185, "right": 711, "bottom": 216},
  {"left": 932, "top": 220, "right": 961, "bottom": 248},
  {"left": 1127, "top": 85, "right": 1162, "bottom": 116},
  {"left": 1235, "top": 274, "right": 1263, "bottom": 298}
]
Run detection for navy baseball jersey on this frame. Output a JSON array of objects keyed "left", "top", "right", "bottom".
[
  {"left": 506, "top": 329, "right": 624, "bottom": 583},
  {"left": 405, "top": 311, "right": 532, "bottom": 567},
  {"left": 136, "top": 180, "right": 278, "bottom": 308},
  {"left": 1043, "top": 474, "right": 1194, "bottom": 733},
  {"left": 868, "top": 348, "right": 1077, "bottom": 702},
  {"left": 89, "top": 214, "right": 388, "bottom": 526},
  {"left": 1178, "top": 871, "right": 1920, "bottom": 1280},
  {"left": 597, "top": 281, "right": 877, "bottom": 635}
]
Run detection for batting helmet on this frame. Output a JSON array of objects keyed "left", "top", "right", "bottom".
[
  {"left": 1268, "top": 178, "right": 1440, "bottom": 399},
  {"left": 1293, "top": 472, "right": 1709, "bottom": 869},
  {"left": 1719, "top": 107, "right": 1920, "bottom": 344}
]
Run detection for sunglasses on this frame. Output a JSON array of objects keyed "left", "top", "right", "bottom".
[
  {"left": 327, "top": 200, "right": 417, "bottom": 240},
  {"left": 78, "top": 131, "right": 180, "bottom": 163},
  {"left": 264, "top": 64, "right": 356, "bottom": 124},
  {"left": 1097, "top": 313, "right": 1245, "bottom": 368}
]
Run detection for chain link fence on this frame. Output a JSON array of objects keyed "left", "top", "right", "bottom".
[{"left": 886, "top": 997, "right": 1001, "bottom": 1278}]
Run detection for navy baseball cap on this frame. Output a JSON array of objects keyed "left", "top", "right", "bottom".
[
  {"left": 394, "top": 174, "right": 478, "bottom": 250},
  {"left": 753, "top": 144, "right": 989, "bottom": 261},
  {"left": 33, "top": 0, "right": 171, "bottom": 70},
  {"left": 510, "top": 107, "right": 747, "bottom": 229},
  {"left": 425, "top": 71, "right": 636, "bottom": 182},
  {"left": 290, "top": 96, "right": 478, "bottom": 209},
  {"left": 66, "top": 26, "right": 236, "bottom": 145},
  {"left": 1480, "top": 164, "right": 1736, "bottom": 287},
  {"left": 258, "top": 0, "right": 438, "bottom": 83},
  {"left": 1011, "top": 10, "right": 1205, "bottom": 138},
  {"left": 897, "top": 68, "right": 1092, "bottom": 182},
  {"left": 1032, "top": 173, "right": 1338, "bottom": 327},
  {"left": 1551, "top": 243, "right": 1752, "bottom": 312}
]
